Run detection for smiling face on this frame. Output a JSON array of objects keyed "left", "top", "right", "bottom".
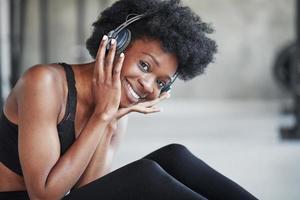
[{"left": 119, "top": 38, "right": 178, "bottom": 108}]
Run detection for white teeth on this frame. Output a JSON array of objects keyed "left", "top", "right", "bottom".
[{"left": 127, "top": 83, "right": 140, "bottom": 99}]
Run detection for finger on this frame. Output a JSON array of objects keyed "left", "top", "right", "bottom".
[
  {"left": 159, "top": 91, "right": 171, "bottom": 98},
  {"left": 105, "top": 39, "right": 117, "bottom": 82},
  {"left": 139, "top": 92, "right": 170, "bottom": 107},
  {"left": 115, "top": 107, "right": 131, "bottom": 119},
  {"left": 112, "top": 53, "right": 125, "bottom": 83},
  {"left": 116, "top": 104, "right": 161, "bottom": 119},
  {"left": 133, "top": 106, "right": 161, "bottom": 114},
  {"left": 94, "top": 35, "right": 108, "bottom": 80}
]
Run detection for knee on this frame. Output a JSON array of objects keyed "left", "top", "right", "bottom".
[
  {"left": 163, "top": 143, "right": 188, "bottom": 150},
  {"left": 125, "top": 159, "right": 177, "bottom": 188},
  {"left": 132, "top": 159, "right": 170, "bottom": 179},
  {"left": 134, "top": 158, "right": 162, "bottom": 171},
  {"left": 143, "top": 143, "right": 192, "bottom": 166},
  {"left": 161, "top": 143, "right": 189, "bottom": 155}
]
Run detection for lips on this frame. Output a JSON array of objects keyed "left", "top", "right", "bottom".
[{"left": 124, "top": 79, "right": 143, "bottom": 104}]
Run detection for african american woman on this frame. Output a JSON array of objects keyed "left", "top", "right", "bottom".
[{"left": 0, "top": 0, "right": 258, "bottom": 199}]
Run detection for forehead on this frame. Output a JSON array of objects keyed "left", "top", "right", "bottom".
[{"left": 125, "top": 38, "right": 178, "bottom": 76}]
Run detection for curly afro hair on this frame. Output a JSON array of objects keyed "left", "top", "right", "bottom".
[{"left": 86, "top": 0, "right": 217, "bottom": 81}]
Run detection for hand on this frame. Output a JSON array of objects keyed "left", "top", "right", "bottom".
[
  {"left": 92, "top": 35, "right": 125, "bottom": 121},
  {"left": 115, "top": 92, "right": 171, "bottom": 120}
]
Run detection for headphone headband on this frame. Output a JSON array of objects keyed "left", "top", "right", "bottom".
[{"left": 109, "top": 14, "right": 146, "bottom": 38}]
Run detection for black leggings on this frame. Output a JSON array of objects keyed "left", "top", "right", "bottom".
[{"left": 62, "top": 143, "right": 258, "bottom": 200}]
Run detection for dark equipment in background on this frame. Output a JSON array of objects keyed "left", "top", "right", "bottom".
[
  {"left": 0, "top": 55, "right": 2, "bottom": 110},
  {"left": 39, "top": 0, "right": 49, "bottom": 64},
  {"left": 0, "top": 0, "right": 26, "bottom": 109},
  {"left": 10, "top": 0, "right": 27, "bottom": 88},
  {"left": 0, "top": 0, "right": 27, "bottom": 110},
  {"left": 273, "top": 0, "right": 300, "bottom": 139}
]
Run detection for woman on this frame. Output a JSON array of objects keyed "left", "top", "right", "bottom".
[{"left": 0, "top": 0, "right": 258, "bottom": 199}]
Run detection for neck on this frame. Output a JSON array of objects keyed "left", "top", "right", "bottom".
[{"left": 72, "top": 61, "right": 96, "bottom": 107}]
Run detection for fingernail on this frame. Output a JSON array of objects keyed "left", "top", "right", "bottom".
[
  {"left": 111, "top": 39, "right": 116, "bottom": 45},
  {"left": 159, "top": 108, "right": 164, "bottom": 112},
  {"left": 102, "top": 35, "right": 107, "bottom": 40},
  {"left": 120, "top": 53, "right": 124, "bottom": 58}
]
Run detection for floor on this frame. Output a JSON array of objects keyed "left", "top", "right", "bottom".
[{"left": 111, "top": 99, "right": 300, "bottom": 200}]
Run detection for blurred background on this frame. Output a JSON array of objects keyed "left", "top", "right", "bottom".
[{"left": 0, "top": 0, "right": 299, "bottom": 199}]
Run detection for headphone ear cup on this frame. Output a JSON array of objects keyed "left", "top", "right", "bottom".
[
  {"left": 160, "top": 85, "right": 171, "bottom": 94},
  {"left": 115, "top": 28, "right": 131, "bottom": 55}
]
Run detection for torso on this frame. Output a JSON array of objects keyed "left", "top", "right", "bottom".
[{"left": 0, "top": 63, "right": 112, "bottom": 192}]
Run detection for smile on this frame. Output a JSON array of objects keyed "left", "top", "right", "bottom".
[
  {"left": 128, "top": 83, "right": 141, "bottom": 99},
  {"left": 125, "top": 79, "right": 142, "bottom": 103}
]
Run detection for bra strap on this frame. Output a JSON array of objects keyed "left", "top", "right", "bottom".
[{"left": 58, "top": 63, "right": 77, "bottom": 121}]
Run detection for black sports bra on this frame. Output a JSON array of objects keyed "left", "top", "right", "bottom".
[{"left": 0, "top": 63, "right": 77, "bottom": 176}]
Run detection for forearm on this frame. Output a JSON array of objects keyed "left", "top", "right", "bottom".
[
  {"left": 72, "top": 123, "right": 116, "bottom": 189},
  {"left": 39, "top": 114, "right": 110, "bottom": 199},
  {"left": 71, "top": 116, "right": 128, "bottom": 190}
]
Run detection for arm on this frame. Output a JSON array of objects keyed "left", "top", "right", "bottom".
[
  {"left": 110, "top": 116, "right": 129, "bottom": 152},
  {"left": 70, "top": 92, "right": 171, "bottom": 189},
  {"left": 71, "top": 93, "right": 171, "bottom": 189},
  {"left": 72, "top": 116, "right": 128, "bottom": 189},
  {"left": 19, "top": 36, "right": 124, "bottom": 200},
  {"left": 17, "top": 65, "right": 111, "bottom": 200}
]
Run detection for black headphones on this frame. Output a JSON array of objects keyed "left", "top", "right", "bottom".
[{"left": 106, "top": 14, "right": 178, "bottom": 94}]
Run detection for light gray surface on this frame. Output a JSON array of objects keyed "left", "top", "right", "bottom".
[{"left": 112, "top": 100, "right": 300, "bottom": 200}]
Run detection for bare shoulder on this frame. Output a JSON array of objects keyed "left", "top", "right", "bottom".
[
  {"left": 7, "top": 64, "right": 65, "bottom": 121},
  {"left": 15, "top": 64, "right": 62, "bottom": 89},
  {"left": 3, "top": 64, "right": 66, "bottom": 124}
]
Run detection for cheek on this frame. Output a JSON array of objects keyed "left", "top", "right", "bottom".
[
  {"left": 147, "top": 91, "right": 160, "bottom": 101},
  {"left": 121, "top": 55, "right": 133, "bottom": 70},
  {"left": 121, "top": 59, "right": 132, "bottom": 74},
  {"left": 120, "top": 62, "right": 140, "bottom": 78}
]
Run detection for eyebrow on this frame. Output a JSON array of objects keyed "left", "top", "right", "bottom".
[
  {"left": 142, "top": 52, "right": 172, "bottom": 82},
  {"left": 142, "top": 52, "right": 160, "bottom": 67}
]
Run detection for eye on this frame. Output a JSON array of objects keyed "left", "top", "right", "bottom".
[
  {"left": 139, "top": 60, "right": 150, "bottom": 72},
  {"left": 156, "top": 80, "right": 166, "bottom": 89},
  {"left": 139, "top": 60, "right": 167, "bottom": 90}
]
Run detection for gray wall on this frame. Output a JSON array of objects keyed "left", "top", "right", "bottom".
[{"left": 20, "top": 0, "right": 295, "bottom": 100}]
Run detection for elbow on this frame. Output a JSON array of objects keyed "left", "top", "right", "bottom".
[
  {"left": 26, "top": 175, "right": 69, "bottom": 200},
  {"left": 29, "top": 192, "right": 64, "bottom": 200},
  {"left": 27, "top": 186, "right": 64, "bottom": 200},
  {"left": 28, "top": 191, "right": 56, "bottom": 200}
]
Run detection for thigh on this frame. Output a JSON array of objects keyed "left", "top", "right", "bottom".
[
  {"left": 62, "top": 158, "right": 207, "bottom": 200},
  {"left": 143, "top": 143, "right": 258, "bottom": 200}
]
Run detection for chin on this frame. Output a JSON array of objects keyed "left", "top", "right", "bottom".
[
  {"left": 119, "top": 101, "right": 127, "bottom": 108},
  {"left": 119, "top": 96, "right": 133, "bottom": 108}
]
